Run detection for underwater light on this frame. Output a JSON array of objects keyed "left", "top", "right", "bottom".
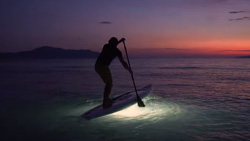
[
  {"left": 109, "top": 96, "right": 181, "bottom": 120},
  {"left": 111, "top": 104, "right": 146, "bottom": 118}
]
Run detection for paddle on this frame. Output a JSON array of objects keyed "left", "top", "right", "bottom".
[{"left": 122, "top": 41, "right": 145, "bottom": 107}]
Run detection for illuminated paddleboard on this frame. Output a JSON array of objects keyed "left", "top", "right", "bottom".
[{"left": 81, "top": 85, "right": 153, "bottom": 120}]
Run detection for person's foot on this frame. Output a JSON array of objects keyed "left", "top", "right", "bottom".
[{"left": 103, "top": 98, "right": 112, "bottom": 109}]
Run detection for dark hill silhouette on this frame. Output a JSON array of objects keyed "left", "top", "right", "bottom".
[
  {"left": 237, "top": 55, "right": 250, "bottom": 58},
  {"left": 0, "top": 46, "right": 99, "bottom": 59}
]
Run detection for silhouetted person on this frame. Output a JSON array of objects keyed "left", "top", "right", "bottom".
[{"left": 95, "top": 37, "right": 132, "bottom": 108}]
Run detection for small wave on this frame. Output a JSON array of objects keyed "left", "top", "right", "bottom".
[
  {"left": 222, "top": 77, "right": 250, "bottom": 82},
  {"left": 167, "top": 84, "right": 204, "bottom": 88},
  {"left": 59, "top": 66, "right": 87, "bottom": 69},
  {"left": 209, "top": 67, "right": 250, "bottom": 71},
  {"left": 74, "top": 98, "right": 101, "bottom": 107},
  {"left": 160, "top": 67, "right": 200, "bottom": 70}
]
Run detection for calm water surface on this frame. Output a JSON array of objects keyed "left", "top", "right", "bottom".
[{"left": 1, "top": 58, "right": 250, "bottom": 141}]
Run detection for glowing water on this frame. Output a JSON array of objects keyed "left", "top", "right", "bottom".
[{"left": 110, "top": 96, "right": 183, "bottom": 121}]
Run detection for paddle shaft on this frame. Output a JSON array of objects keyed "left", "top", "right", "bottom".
[{"left": 122, "top": 41, "right": 145, "bottom": 107}]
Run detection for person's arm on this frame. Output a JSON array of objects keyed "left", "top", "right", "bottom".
[
  {"left": 117, "top": 38, "right": 126, "bottom": 45},
  {"left": 118, "top": 55, "right": 132, "bottom": 74}
]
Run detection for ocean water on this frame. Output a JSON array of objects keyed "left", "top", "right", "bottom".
[{"left": 1, "top": 58, "right": 250, "bottom": 141}]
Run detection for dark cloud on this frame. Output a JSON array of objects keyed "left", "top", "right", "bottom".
[
  {"left": 229, "top": 17, "right": 250, "bottom": 21},
  {"left": 229, "top": 10, "right": 250, "bottom": 21},
  {"left": 236, "top": 50, "right": 250, "bottom": 52},
  {"left": 229, "top": 11, "right": 245, "bottom": 14},
  {"left": 141, "top": 48, "right": 190, "bottom": 51},
  {"left": 223, "top": 50, "right": 250, "bottom": 52},
  {"left": 99, "top": 21, "right": 112, "bottom": 24},
  {"left": 229, "top": 18, "right": 244, "bottom": 21}
]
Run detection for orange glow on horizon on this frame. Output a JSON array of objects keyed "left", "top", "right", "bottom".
[
  {"left": 126, "top": 36, "right": 250, "bottom": 57},
  {"left": 128, "top": 47, "right": 250, "bottom": 57}
]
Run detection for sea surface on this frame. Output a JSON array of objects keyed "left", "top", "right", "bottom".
[{"left": 1, "top": 58, "right": 250, "bottom": 141}]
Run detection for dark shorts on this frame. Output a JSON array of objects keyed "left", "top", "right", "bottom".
[{"left": 95, "top": 64, "right": 112, "bottom": 85}]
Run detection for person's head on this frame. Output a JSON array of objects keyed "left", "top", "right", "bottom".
[{"left": 108, "top": 37, "right": 118, "bottom": 46}]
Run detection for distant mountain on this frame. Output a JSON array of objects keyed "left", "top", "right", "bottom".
[
  {"left": 0, "top": 46, "right": 99, "bottom": 59},
  {"left": 237, "top": 55, "right": 250, "bottom": 58}
]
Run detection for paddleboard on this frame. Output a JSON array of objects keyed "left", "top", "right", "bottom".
[{"left": 81, "top": 84, "right": 153, "bottom": 120}]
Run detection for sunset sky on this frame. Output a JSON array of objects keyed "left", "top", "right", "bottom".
[{"left": 1, "top": 0, "right": 250, "bottom": 57}]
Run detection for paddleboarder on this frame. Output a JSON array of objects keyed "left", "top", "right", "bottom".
[{"left": 95, "top": 37, "right": 132, "bottom": 108}]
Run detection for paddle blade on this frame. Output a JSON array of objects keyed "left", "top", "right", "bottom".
[{"left": 137, "top": 98, "right": 145, "bottom": 107}]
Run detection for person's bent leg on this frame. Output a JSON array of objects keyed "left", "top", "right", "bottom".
[
  {"left": 98, "top": 66, "right": 113, "bottom": 108},
  {"left": 104, "top": 83, "right": 112, "bottom": 100},
  {"left": 103, "top": 83, "right": 113, "bottom": 108}
]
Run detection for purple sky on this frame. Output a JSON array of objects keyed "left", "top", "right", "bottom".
[{"left": 1, "top": 0, "right": 250, "bottom": 56}]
